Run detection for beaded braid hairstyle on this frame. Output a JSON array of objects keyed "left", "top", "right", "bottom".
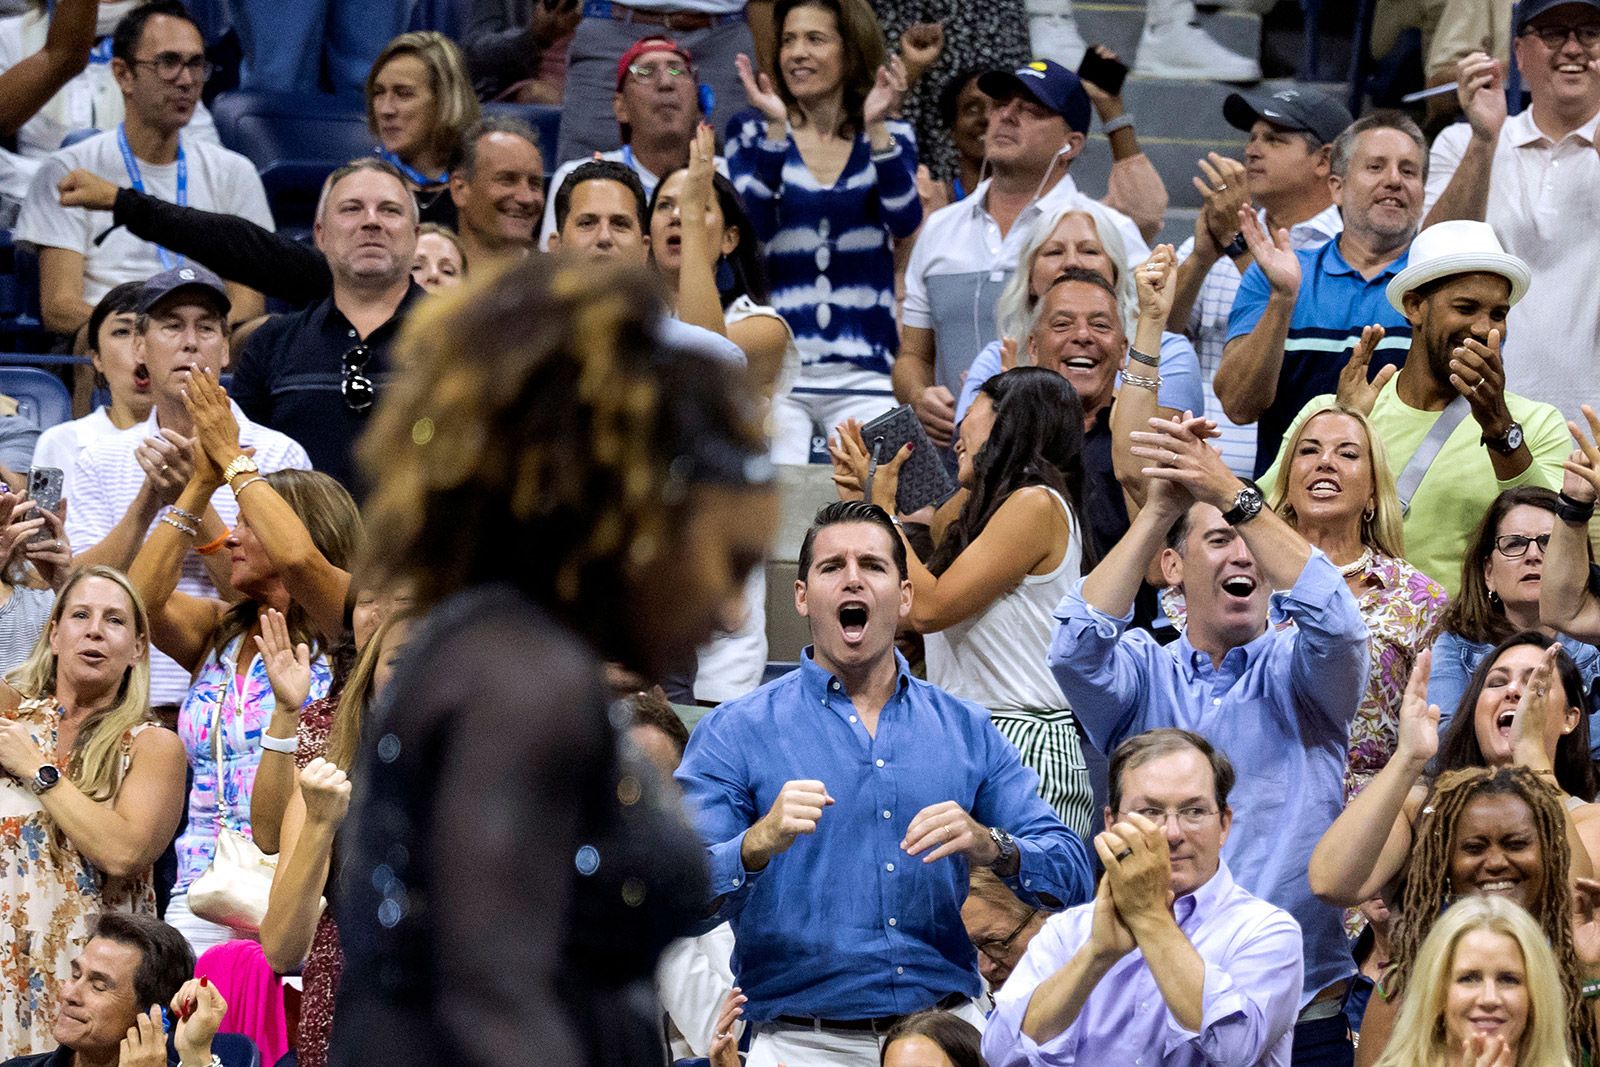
[
  {"left": 1385, "top": 766, "right": 1591, "bottom": 1059},
  {"left": 357, "top": 255, "right": 769, "bottom": 671}
]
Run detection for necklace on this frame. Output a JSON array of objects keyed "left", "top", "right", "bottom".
[{"left": 1338, "top": 547, "right": 1374, "bottom": 579}]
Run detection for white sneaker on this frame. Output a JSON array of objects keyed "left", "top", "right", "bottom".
[
  {"left": 1134, "top": 18, "right": 1261, "bottom": 82},
  {"left": 1028, "top": 14, "right": 1088, "bottom": 68}
]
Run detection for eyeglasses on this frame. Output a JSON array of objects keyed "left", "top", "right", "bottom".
[
  {"left": 1124, "top": 806, "right": 1219, "bottom": 830},
  {"left": 627, "top": 61, "right": 690, "bottom": 82},
  {"left": 342, "top": 343, "right": 375, "bottom": 413},
  {"left": 1494, "top": 533, "right": 1551, "bottom": 558},
  {"left": 1520, "top": 23, "right": 1600, "bottom": 47},
  {"left": 129, "top": 52, "right": 215, "bottom": 83},
  {"left": 973, "top": 909, "right": 1039, "bottom": 963}
]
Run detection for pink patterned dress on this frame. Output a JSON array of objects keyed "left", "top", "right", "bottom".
[
  {"left": 0, "top": 699, "right": 159, "bottom": 1057},
  {"left": 291, "top": 694, "right": 341, "bottom": 1067}
]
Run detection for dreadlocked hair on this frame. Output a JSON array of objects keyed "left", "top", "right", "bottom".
[
  {"left": 1384, "top": 766, "right": 1591, "bottom": 1060},
  {"left": 356, "top": 254, "right": 765, "bottom": 668}
]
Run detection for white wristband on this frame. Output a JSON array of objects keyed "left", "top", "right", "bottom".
[
  {"left": 259, "top": 732, "right": 298, "bottom": 755},
  {"left": 1101, "top": 113, "right": 1135, "bottom": 134}
]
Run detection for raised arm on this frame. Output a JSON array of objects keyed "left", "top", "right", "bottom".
[
  {"left": 1167, "top": 155, "right": 1251, "bottom": 335},
  {"left": 248, "top": 608, "right": 313, "bottom": 856},
  {"left": 261, "top": 759, "right": 349, "bottom": 972},
  {"left": 1112, "top": 246, "right": 1179, "bottom": 509},
  {"left": 0, "top": 720, "right": 186, "bottom": 877},
  {"left": 1420, "top": 53, "right": 1504, "bottom": 228},
  {"left": 0, "top": 0, "right": 94, "bottom": 136},
  {"left": 126, "top": 457, "right": 229, "bottom": 674},
  {"left": 1212, "top": 210, "right": 1300, "bottom": 426},
  {"left": 1508, "top": 643, "right": 1599, "bottom": 878},
  {"left": 675, "top": 125, "right": 732, "bottom": 341},
  {"left": 1543, "top": 410, "right": 1600, "bottom": 642},
  {"left": 185, "top": 371, "right": 350, "bottom": 639},
  {"left": 1309, "top": 651, "right": 1437, "bottom": 904}
]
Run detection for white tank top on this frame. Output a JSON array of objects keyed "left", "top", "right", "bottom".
[{"left": 923, "top": 487, "right": 1081, "bottom": 712}]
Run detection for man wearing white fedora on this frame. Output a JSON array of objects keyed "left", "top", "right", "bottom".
[{"left": 1257, "top": 219, "right": 1569, "bottom": 592}]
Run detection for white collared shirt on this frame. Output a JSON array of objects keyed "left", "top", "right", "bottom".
[
  {"left": 1425, "top": 109, "right": 1600, "bottom": 421},
  {"left": 65, "top": 402, "right": 310, "bottom": 703},
  {"left": 1177, "top": 203, "right": 1343, "bottom": 477},
  {"left": 902, "top": 173, "right": 1150, "bottom": 398}
]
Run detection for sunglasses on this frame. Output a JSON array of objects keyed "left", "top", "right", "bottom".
[{"left": 342, "top": 343, "right": 375, "bottom": 413}]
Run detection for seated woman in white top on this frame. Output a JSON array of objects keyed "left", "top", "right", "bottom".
[
  {"left": 830, "top": 365, "right": 1092, "bottom": 832},
  {"left": 30, "top": 281, "right": 149, "bottom": 489},
  {"left": 648, "top": 125, "right": 796, "bottom": 704}
]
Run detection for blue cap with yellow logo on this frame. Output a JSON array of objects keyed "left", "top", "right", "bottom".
[{"left": 977, "top": 59, "right": 1091, "bottom": 135}]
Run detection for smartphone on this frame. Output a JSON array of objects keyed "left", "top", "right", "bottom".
[
  {"left": 858, "top": 404, "right": 957, "bottom": 515},
  {"left": 1078, "top": 47, "right": 1129, "bottom": 99},
  {"left": 25, "top": 467, "right": 63, "bottom": 545}
]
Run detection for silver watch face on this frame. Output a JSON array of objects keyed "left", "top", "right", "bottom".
[
  {"left": 1505, "top": 424, "right": 1524, "bottom": 451},
  {"left": 1238, "top": 486, "right": 1263, "bottom": 514}
]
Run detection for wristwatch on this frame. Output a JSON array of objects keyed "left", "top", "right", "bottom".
[
  {"left": 987, "top": 827, "right": 1017, "bottom": 871},
  {"left": 29, "top": 764, "right": 61, "bottom": 795},
  {"left": 222, "top": 454, "right": 260, "bottom": 485},
  {"left": 1222, "top": 231, "right": 1249, "bottom": 259},
  {"left": 1481, "top": 422, "right": 1524, "bottom": 455},
  {"left": 1222, "top": 481, "right": 1265, "bottom": 526}
]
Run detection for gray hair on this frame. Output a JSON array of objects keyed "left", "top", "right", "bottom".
[
  {"left": 1329, "top": 110, "right": 1428, "bottom": 183},
  {"left": 995, "top": 200, "right": 1135, "bottom": 350},
  {"left": 457, "top": 115, "right": 543, "bottom": 179}
]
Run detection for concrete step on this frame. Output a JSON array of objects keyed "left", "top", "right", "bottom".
[
  {"left": 1070, "top": 2, "right": 1263, "bottom": 64},
  {"left": 1157, "top": 206, "right": 1201, "bottom": 249},
  {"left": 1074, "top": 135, "right": 1241, "bottom": 210}
]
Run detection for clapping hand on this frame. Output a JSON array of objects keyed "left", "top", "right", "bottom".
[
  {"left": 862, "top": 55, "right": 909, "bottom": 128},
  {"left": 1508, "top": 643, "right": 1573, "bottom": 769},
  {"left": 736, "top": 53, "right": 787, "bottom": 126},
  {"left": 134, "top": 428, "right": 198, "bottom": 502},
  {"left": 1562, "top": 405, "right": 1600, "bottom": 504},
  {"left": 1456, "top": 1032, "right": 1515, "bottom": 1067},
  {"left": 1085, "top": 875, "right": 1135, "bottom": 962},
  {"left": 1336, "top": 325, "right": 1395, "bottom": 416},
  {"left": 1238, "top": 207, "right": 1300, "bottom": 298},
  {"left": 1129, "top": 414, "right": 1233, "bottom": 512},
  {"left": 1095, "top": 812, "right": 1176, "bottom": 935},
  {"left": 1193, "top": 154, "right": 1249, "bottom": 258},
  {"left": 708, "top": 986, "right": 747, "bottom": 1067},
  {"left": 1395, "top": 648, "right": 1441, "bottom": 772},
  {"left": 181, "top": 364, "right": 245, "bottom": 478},
  {"left": 1573, "top": 878, "right": 1600, "bottom": 973},
  {"left": 253, "top": 607, "right": 311, "bottom": 714}
]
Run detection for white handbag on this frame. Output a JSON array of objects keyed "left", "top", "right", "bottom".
[{"left": 188, "top": 692, "right": 278, "bottom": 933}]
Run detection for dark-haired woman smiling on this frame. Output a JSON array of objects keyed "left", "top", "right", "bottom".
[{"left": 832, "top": 365, "right": 1092, "bottom": 831}]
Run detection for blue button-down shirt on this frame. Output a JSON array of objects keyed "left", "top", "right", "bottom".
[
  {"left": 983, "top": 861, "right": 1304, "bottom": 1067},
  {"left": 1047, "top": 552, "right": 1367, "bottom": 1005},
  {"left": 675, "top": 649, "right": 1094, "bottom": 1022}
]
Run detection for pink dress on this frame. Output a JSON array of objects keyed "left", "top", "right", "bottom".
[{"left": 291, "top": 694, "right": 342, "bottom": 1067}]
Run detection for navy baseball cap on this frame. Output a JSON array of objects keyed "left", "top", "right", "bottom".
[
  {"left": 138, "top": 264, "right": 231, "bottom": 316},
  {"left": 978, "top": 59, "right": 1092, "bottom": 135},
  {"left": 1224, "top": 85, "right": 1353, "bottom": 146},
  {"left": 1516, "top": 0, "right": 1600, "bottom": 32}
]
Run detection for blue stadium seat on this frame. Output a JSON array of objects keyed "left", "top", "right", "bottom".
[
  {"left": 165, "top": 1031, "right": 261, "bottom": 1067},
  {"left": 0, "top": 366, "right": 71, "bottom": 430},
  {"left": 211, "top": 91, "right": 370, "bottom": 228},
  {"left": 482, "top": 103, "right": 561, "bottom": 177}
]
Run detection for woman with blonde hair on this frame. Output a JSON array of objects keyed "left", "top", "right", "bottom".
[
  {"left": 365, "top": 31, "right": 482, "bottom": 226},
  {"left": 1264, "top": 402, "right": 1449, "bottom": 798},
  {"left": 1373, "top": 892, "right": 1575, "bottom": 1066},
  {"left": 0, "top": 565, "right": 186, "bottom": 1056}
]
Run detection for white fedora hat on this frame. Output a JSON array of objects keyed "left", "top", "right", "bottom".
[{"left": 1386, "top": 220, "right": 1531, "bottom": 314}]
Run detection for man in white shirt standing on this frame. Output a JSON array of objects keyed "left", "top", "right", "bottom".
[
  {"left": 66, "top": 264, "right": 308, "bottom": 710},
  {"left": 1421, "top": 0, "right": 1600, "bottom": 422},
  {"left": 1167, "top": 87, "right": 1350, "bottom": 477},
  {"left": 15, "top": 0, "right": 271, "bottom": 341}
]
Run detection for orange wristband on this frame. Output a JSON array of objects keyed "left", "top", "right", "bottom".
[{"left": 195, "top": 530, "right": 230, "bottom": 556}]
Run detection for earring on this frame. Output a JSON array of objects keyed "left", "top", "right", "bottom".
[
  {"left": 1488, "top": 589, "right": 1502, "bottom": 607},
  {"left": 1363, "top": 503, "right": 1375, "bottom": 521}
]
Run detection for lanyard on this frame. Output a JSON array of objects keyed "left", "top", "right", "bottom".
[
  {"left": 88, "top": 35, "right": 113, "bottom": 64},
  {"left": 374, "top": 146, "right": 448, "bottom": 187},
  {"left": 117, "top": 122, "right": 185, "bottom": 270}
]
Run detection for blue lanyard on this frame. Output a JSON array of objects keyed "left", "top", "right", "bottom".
[
  {"left": 117, "top": 123, "right": 185, "bottom": 270},
  {"left": 374, "top": 146, "right": 448, "bottom": 187},
  {"left": 88, "top": 35, "right": 113, "bottom": 64},
  {"left": 952, "top": 176, "right": 966, "bottom": 201}
]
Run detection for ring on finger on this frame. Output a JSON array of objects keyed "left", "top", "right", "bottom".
[
  {"left": 1216, "top": 183, "right": 1228, "bottom": 191},
  {"left": 1114, "top": 847, "right": 1135, "bottom": 861}
]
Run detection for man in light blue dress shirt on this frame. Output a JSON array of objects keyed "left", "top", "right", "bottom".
[
  {"left": 677, "top": 500, "right": 1093, "bottom": 1067},
  {"left": 1048, "top": 416, "right": 1368, "bottom": 1067},
  {"left": 983, "top": 729, "right": 1303, "bottom": 1066}
]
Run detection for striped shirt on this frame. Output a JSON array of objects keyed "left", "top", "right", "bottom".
[
  {"left": 727, "top": 111, "right": 921, "bottom": 382},
  {"left": 65, "top": 402, "right": 311, "bottom": 704},
  {"left": 1227, "top": 238, "right": 1413, "bottom": 476},
  {"left": 1177, "top": 203, "right": 1343, "bottom": 477}
]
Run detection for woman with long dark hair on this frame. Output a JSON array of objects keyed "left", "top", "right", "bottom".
[
  {"left": 831, "top": 365, "right": 1092, "bottom": 830},
  {"left": 327, "top": 255, "right": 778, "bottom": 1066}
]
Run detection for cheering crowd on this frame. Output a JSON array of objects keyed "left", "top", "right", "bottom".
[{"left": 0, "top": 0, "right": 1598, "bottom": 1064}]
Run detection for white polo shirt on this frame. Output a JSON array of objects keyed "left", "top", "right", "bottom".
[
  {"left": 1176, "top": 202, "right": 1343, "bottom": 477},
  {"left": 65, "top": 403, "right": 310, "bottom": 704},
  {"left": 1425, "top": 109, "right": 1600, "bottom": 421},
  {"left": 901, "top": 172, "right": 1149, "bottom": 398}
]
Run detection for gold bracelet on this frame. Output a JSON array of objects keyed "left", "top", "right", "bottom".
[{"left": 231, "top": 475, "right": 269, "bottom": 498}]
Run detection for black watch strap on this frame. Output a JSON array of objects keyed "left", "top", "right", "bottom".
[
  {"left": 1222, "top": 231, "right": 1249, "bottom": 258},
  {"left": 1221, "top": 480, "right": 1265, "bottom": 526}
]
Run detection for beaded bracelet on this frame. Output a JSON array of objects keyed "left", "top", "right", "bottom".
[
  {"left": 167, "top": 504, "right": 204, "bottom": 527},
  {"left": 159, "top": 514, "right": 198, "bottom": 537},
  {"left": 1123, "top": 372, "right": 1162, "bottom": 391}
]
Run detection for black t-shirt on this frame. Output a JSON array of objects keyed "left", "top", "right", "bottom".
[{"left": 231, "top": 282, "right": 426, "bottom": 489}]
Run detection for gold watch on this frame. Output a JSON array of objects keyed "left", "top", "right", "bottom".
[{"left": 222, "top": 454, "right": 259, "bottom": 486}]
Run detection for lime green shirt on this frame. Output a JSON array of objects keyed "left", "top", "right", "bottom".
[{"left": 1260, "top": 378, "right": 1570, "bottom": 595}]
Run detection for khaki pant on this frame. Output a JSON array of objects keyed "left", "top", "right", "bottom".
[{"left": 1374, "top": 0, "right": 1513, "bottom": 77}]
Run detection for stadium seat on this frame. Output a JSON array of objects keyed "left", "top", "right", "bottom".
[
  {"left": 483, "top": 102, "right": 561, "bottom": 177},
  {"left": 0, "top": 366, "right": 72, "bottom": 430},
  {"left": 211, "top": 91, "right": 370, "bottom": 228}
]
